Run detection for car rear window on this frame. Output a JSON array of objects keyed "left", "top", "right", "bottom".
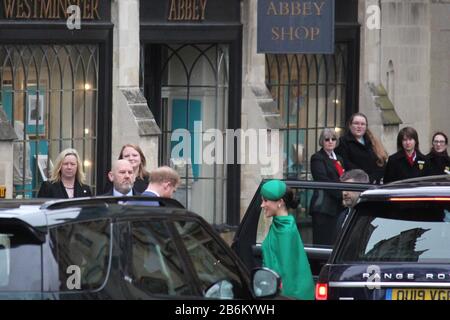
[
  {"left": 0, "top": 224, "right": 42, "bottom": 291},
  {"left": 336, "top": 201, "right": 450, "bottom": 263}
]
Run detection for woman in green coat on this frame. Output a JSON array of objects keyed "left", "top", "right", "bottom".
[{"left": 260, "top": 179, "right": 315, "bottom": 300}]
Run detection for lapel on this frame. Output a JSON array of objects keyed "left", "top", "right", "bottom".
[
  {"left": 57, "top": 181, "right": 69, "bottom": 198},
  {"left": 320, "top": 149, "right": 339, "bottom": 176}
]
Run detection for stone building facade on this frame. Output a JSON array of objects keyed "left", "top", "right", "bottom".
[{"left": 1, "top": 0, "right": 449, "bottom": 226}]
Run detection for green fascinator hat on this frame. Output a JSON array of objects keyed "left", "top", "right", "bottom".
[{"left": 261, "top": 180, "right": 287, "bottom": 201}]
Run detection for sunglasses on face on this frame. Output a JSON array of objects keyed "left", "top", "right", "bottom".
[{"left": 324, "top": 137, "right": 337, "bottom": 142}]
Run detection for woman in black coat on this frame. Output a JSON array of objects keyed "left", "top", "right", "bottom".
[
  {"left": 310, "top": 128, "right": 345, "bottom": 246},
  {"left": 335, "top": 113, "right": 388, "bottom": 184},
  {"left": 424, "top": 132, "right": 450, "bottom": 176},
  {"left": 383, "top": 127, "right": 427, "bottom": 184},
  {"left": 38, "top": 148, "right": 92, "bottom": 198}
]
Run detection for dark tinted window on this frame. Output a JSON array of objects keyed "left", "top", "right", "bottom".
[
  {"left": 129, "top": 221, "right": 194, "bottom": 296},
  {"left": 173, "top": 220, "right": 245, "bottom": 295},
  {"left": 0, "top": 224, "right": 41, "bottom": 291},
  {"left": 49, "top": 220, "right": 111, "bottom": 291},
  {"left": 337, "top": 201, "right": 450, "bottom": 263}
]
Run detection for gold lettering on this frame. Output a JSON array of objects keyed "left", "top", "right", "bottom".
[
  {"left": 0, "top": 186, "right": 5, "bottom": 198},
  {"left": 91, "top": 0, "right": 100, "bottom": 19},
  {"left": 184, "top": 0, "right": 192, "bottom": 20},
  {"left": 16, "top": 0, "right": 25, "bottom": 18},
  {"left": 40, "top": 0, "right": 52, "bottom": 18},
  {"left": 3, "top": 0, "right": 16, "bottom": 18},
  {"left": 267, "top": 1, "right": 277, "bottom": 15},
  {"left": 291, "top": 2, "right": 301, "bottom": 15},
  {"left": 178, "top": 0, "right": 185, "bottom": 20},
  {"left": 302, "top": 2, "right": 312, "bottom": 15},
  {"left": 199, "top": 0, "right": 207, "bottom": 20},
  {"left": 279, "top": 2, "right": 289, "bottom": 15},
  {"left": 314, "top": 1, "right": 325, "bottom": 15},
  {"left": 271, "top": 27, "right": 280, "bottom": 40},
  {"left": 168, "top": 0, "right": 176, "bottom": 20},
  {"left": 22, "top": 0, "right": 31, "bottom": 18},
  {"left": 310, "top": 27, "right": 320, "bottom": 40},
  {"left": 83, "top": 0, "right": 90, "bottom": 19},
  {"left": 55, "top": 0, "right": 65, "bottom": 18},
  {"left": 192, "top": 1, "right": 200, "bottom": 20},
  {"left": 33, "top": 0, "right": 38, "bottom": 18}
]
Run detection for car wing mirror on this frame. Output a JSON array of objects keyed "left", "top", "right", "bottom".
[{"left": 252, "top": 267, "right": 281, "bottom": 298}]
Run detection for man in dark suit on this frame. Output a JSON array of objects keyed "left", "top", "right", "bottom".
[
  {"left": 140, "top": 166, "right": 180, "bottom": 205},
  {"left": 336, "top": 169, "right": 370, "bottom": 230},
  {"left": 103, "top": 159, "right": 139, "bottom": 196}
]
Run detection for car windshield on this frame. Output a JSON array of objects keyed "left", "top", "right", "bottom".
[{"left": 336, "top": 201, "right": 450, "bottom": 263}]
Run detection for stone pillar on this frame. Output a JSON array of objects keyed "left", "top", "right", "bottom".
[
  {"left": 0, "top": 108, "right": 17, "bottom": 199},
  {"left": 240, "top": 0, "right": 283, "bottom": 219},
  {"left": 111, "top": 0, "right": 160, "bottom": 170}
]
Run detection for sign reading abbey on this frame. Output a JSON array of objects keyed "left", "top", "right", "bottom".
[{"left": 257, "top": 0, "right": 334, "bottom": 53}]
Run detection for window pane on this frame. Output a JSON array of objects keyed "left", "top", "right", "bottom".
[
  {"left": 49, "top": 219, "right": 110, "bottom": 291},
  {"left": 130, "top": 221, "right": 194, "bottom": 296},
  {"left": 173, "top": 220, "right": 244, "bottom": 293}
]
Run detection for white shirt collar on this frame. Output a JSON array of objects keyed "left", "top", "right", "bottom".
[{"left": 113, "top": 188, "right": 133, "bottom": 197}]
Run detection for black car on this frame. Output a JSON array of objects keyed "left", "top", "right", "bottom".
[
  {"left": 232, "top": 180, "right": 371, "bottom": 281},
  {"left": 0, "top": 196, "right": 280, "bottom": 299},
  {"left": 316, "top": 175, "right": 450, "bottom": 300}
]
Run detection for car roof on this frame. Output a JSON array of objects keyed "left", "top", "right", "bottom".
[
  {"left": 361, "top": 174, "right": 450, "bottom": 199},
  {"left": 0, "top": 196, "right": 195, "bottom": 229}
]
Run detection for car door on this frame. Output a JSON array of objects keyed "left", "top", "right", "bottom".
[{"left": 231, "top": 180, "right": 370, "bottom": 280}]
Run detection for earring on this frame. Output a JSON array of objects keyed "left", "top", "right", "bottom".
[{"left": 278, "top": 204, "right": 281, "bottom": 208}]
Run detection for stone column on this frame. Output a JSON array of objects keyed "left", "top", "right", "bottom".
[{"left": 111, "top": 0, "right": 160, "bottom": 173}]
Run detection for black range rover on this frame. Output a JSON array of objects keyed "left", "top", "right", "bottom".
[{"left": 316, "top": 175, "right": 450, "bottom": 300}]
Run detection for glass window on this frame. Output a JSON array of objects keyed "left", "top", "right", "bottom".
[
  {"left": 265, "top": 44, "right": 348, "bottom": 179},
  {"left": 0, "top": 44, "right": 98, "bottom": 197},
  {"left": 173, "top": 220, "right": 245, "bottom": 296},
  {"left": 49, "top": 219, "right": 110, "bottom": 291},
  {"left": 0, "top": 225, "right": 42, "bottom": 291},
  {"left": 129, "top": 221, "right": 194, "bottom": 296},
  {"left": 337, "top": 202, "right": 450, "bottom": 263}
]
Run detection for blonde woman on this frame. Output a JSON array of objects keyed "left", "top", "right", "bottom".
[{"left": 38, "top": 148, "right": 92, "bottom": 198}]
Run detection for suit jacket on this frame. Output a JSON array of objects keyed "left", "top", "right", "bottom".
[
  {"left": 383, "top": 150, "right": 427, "bottom": 184},
  {"left": 37, "top": 180, "right": 92, "bottom": 199},
  {"left": 309, "top": 149, "right": 344, "bottom": 217},
  {"left": 101, "top": 187, "right": 140, "bottom": 196},
  {"left": 335, "top": 131, "right": 385, "bottom": 183},
  {"left": 102, "top": 175, "right": 149, "bottom": 194}
]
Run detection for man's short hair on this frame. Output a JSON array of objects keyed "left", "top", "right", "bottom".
[
  {"left": 149, "top": 166, "right": 180, "bottom": 186},
  {"left": 340, "top": 169, "right": 369, "bottom": 183}
]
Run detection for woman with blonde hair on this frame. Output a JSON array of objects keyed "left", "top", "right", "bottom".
[{"left": 38, "top": 148, "right": 92, "bottom": 198}]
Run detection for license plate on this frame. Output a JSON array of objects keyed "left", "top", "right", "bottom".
[{"left": 386, "top": 288, "right": 450, "bottom": 300}]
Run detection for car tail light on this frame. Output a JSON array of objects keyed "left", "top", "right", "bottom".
[{"left": 315, "top": 283, "right": 328, "bottom": 300}]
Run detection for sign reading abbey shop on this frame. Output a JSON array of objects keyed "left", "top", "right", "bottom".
[
  {"left": 1, "top": 0, "right": 103, "bottom": 20},
  {"left": 257, "top": 0, "right": 334, "bottom": 53}
]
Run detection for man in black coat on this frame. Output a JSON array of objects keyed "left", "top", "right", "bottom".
[{"left": 102, "top": 159, "right": 140, "bottom": 196}]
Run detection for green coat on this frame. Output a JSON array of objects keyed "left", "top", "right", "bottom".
[{"left": 262, "top": 215, "right": 315, "bottom": 300}]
